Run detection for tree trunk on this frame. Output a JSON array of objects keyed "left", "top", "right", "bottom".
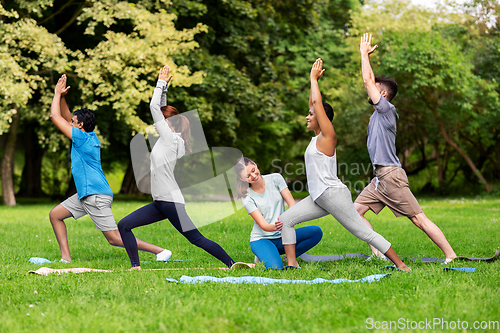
[
  {"left": 65, "top": 174, "right": 77, "bottom": 198},
  {"left": 1, "top": 110, "right": 20, "bottom": 206},
  {"left": 434, "top": 141, "right": 443, "bottom": 188},
  {"left": 430, "top": 108, "right": 492, "bottom": 192},
  {"left": 18, "top": 122, "right": 46, "bottom": 197},
  {"left": 120, "top": 161, "right": 142, "bottom": 195}
]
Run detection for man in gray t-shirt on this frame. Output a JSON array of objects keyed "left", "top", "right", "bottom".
[
  {"left": 353, "top": 33, "right": 457, "bottom": 263},
  {"left": 366, "top": 95, "right": 401, "bottom": 168}
]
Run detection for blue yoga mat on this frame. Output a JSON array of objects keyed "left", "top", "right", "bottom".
[
  {"left": 29, "top": 257, "right": 53, "bottom": 264},
  {"left": 443, "top": 267, "right": 476, "bottom": 273},
  {"left": 166, "top": 273, "right": 391, "bottom": 285}
]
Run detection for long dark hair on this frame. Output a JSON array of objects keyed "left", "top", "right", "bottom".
[
  {"left": 161, "top": 105, "right": 192, "bottom": 152},
  {"left": 233, "top": 157, "right": 256, "bottom": 199}
]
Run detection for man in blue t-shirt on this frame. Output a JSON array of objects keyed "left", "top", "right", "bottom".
[
  {"left": 353, "top": 33, "right": 457, "bottom": 263},
  {"left": 48, "top": 74, "right": 172, "bottom": 263}
]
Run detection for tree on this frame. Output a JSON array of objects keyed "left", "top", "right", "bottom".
[
  {"left": 169, "top": 0, "right": 360, "bottom": 175},
  {"left": 0, "top": 0, "right": 206, "bottom": 204},
  {"left": 0, "top": 2, "right": 70, "bottom": 205},
  {"left": 342, "top": 0, "right": 500, "bottom": 192}
]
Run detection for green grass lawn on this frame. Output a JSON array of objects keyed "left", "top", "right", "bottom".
[{"left": 1, "top": 197, "right": 499, "bottom": 332}]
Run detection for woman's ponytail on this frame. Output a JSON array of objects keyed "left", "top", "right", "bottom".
[{"left": 161, "top": 105, "right": 192, "bottom": 152}]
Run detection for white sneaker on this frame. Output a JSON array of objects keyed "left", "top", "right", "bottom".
[
  {"left": 156, "top": 249, "right": 172, "bottom": 262},
  {"left": 442, "top": 258, "right": 454, "bottom": 265}
]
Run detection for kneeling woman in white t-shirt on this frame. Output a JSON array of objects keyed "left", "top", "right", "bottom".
[{"left": 234, "top": 157, "right": 323, "bottom": 269}]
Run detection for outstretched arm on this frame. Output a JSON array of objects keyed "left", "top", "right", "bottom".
[
  {"left": 50, "top": 75, "right": 72, "bottom": 139},
  {"left": 310, "top": 58, "right": 336, "bottom": 156},
  {"left": 360, "top": 33, "right": 380, "bottom": 104},
  {"left": 150, "top": 65, "right": 174, "bottom": 139}
]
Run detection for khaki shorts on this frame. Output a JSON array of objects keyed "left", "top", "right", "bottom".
[
  {"left": 61, "top": 193, "right": 117, "bottom": 231},
  {"left": 354, "top": 166, "right": 422, "bottom": 218}
]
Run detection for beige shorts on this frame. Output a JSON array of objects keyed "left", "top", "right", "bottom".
[
  {"left": 61, "top": 193, "right": 117, "bottom": 231},
  {"left": 354, "top": 166, "right": 422, "bottom": 218}
]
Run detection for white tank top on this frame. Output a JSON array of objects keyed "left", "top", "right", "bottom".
[{"left": 305, "top": 135, "right": 346, "bottom": 200}]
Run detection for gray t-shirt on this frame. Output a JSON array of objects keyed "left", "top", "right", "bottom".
[
  {"left": 242, "top": 173, "right": 288, "bottom": 242},
  {"left": 366, "top": 95, "right": 401, "bottom": 168}
]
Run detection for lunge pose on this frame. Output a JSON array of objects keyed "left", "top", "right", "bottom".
[
  {"left": 48, "top": 75, "right": 170, "bottom": 262},
  {"left": 118, "top": 65, "right": 236, "bottom": 270},
  {"left": 234, "top": 158, "right": 322, "bottom": 269},
  {"left": 280, "top": 59, "right": 411, "bottom": 271},
  {"left": 353, "top": 33, "right": 456, "bottom": 262}
]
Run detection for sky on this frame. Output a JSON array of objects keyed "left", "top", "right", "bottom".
[
  {"left": 410, "top": 0, "right": 467, "bottom": 9},
  {"left": 409, "top": 0, "right": 497, "bottom": 27}
]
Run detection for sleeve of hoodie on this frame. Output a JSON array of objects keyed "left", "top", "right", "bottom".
[{"left": 150, "top": 79, "right": 174, "bottom": 143}]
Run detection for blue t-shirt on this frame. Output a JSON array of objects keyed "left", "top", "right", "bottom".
[
  {"left": 366, "top": 96, "right": 401, "bottom": 168},
  {"left": 71, "top": 127, "right": 113, "bottom": 199}
]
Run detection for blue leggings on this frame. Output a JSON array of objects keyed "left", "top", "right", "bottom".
[
  {"left": 250, "top": 226, "right": 323, "bottom": 269},
  {"left": 118, "top": 201, "right": 235, "bottom": 268}
]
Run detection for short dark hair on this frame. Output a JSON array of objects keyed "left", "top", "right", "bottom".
[
  {"left": 323, "top": 102, "right": 334, "bottom": 122},
  {"left": 73, "top": 108, "right": 96, "bottom": 132},
  {"left": 375, "top": 77, "right": 398, "bottom": 101}
]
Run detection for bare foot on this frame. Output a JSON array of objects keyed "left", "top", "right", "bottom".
[
  {"left": 397, "top": 264, "right": 412, "bottom": 272},
  {"left": 129, "top": 266, "right": 141, "bottom": 271}
]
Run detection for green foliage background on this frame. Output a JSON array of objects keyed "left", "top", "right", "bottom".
[{"left": 1, "top": 0, "right": 499, "bottom": 200}]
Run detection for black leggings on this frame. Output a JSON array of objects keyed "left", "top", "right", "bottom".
[{"left": 118, "top": 201, "right": 235, "bottom": 267}]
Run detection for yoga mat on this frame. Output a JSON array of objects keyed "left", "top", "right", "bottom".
[
  {"left": 166, "top": 273, "right": 391, "bottom": 285},
  {"left": 28, "top": 262, "right": 254, "bottom": 275},
  {"left": 443, "top": 267, "right": 476, "bottom": 273},
  {"left": 299, "top": 253, "right": 369, "bottom": 262},
  {"left": 28, "top": 267, "right": 111, "bottom": 276},
  {"left": 300, "top": 249, "right": 499, "bottom": 263},
  {"left": 29, "top": 257, "right": 53, "bottom": 265},
  {"left": 456, "top": 249, "right": 499, "bottom": 262},
  {"left": 411, "top": 250, "right": 499, "bottom": 263}
]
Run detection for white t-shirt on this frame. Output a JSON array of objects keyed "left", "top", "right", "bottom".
[
  {"left": 305, "top": 135, "right": 346, "bottom": 201},
  {"left": 242, "top": 173, "right": 288, "bottom": 242}
]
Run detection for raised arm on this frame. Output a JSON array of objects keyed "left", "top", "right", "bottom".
[
  {"left": 309, "top": 63, "right": 324, "bottom": 109},
  {"left": 360, "top": 33, "right": 380, "bottom": 104},
  {"left": 58, "top": 74, "right": 72, "bottom": 122},
  {"left": 50, "top": 75, "right": 73, "bottom": 139},
  {"left": 310, "top": 58, "right": 336, "bottom": 156},
  {"left": 60, "top": 96, "right": 72, "bottom": 122},
  {"left": 150, "top": 65, "right": 174, "bottom": 140}
]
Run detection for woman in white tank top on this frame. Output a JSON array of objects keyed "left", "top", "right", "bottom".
[{"left": 279, "top": 59, "right": 411, "bottom": 272}]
